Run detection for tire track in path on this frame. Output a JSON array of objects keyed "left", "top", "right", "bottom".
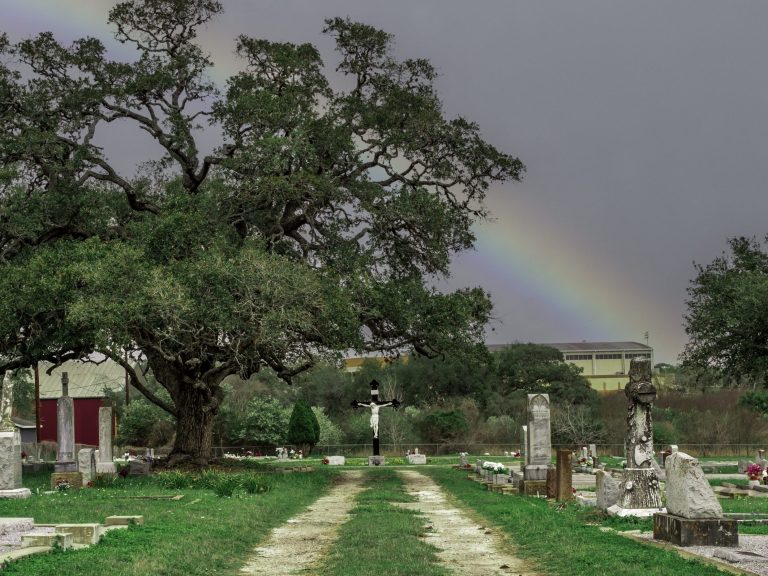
[
  {"left": 240, "top": 470, "right": 365, "bottom": 575},
  {"left": 396, "top": 470, "right": 540, "bottom": 576}
]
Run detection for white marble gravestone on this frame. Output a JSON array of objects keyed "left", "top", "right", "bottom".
[
  {"left": 0, "top": 373, "right": 30, "bottom": 498},
  {"left": 524, "top": 394, "right": 551, "bottom": 481}
]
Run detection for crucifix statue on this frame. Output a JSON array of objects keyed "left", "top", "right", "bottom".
[{"left": 351, "top": 380, "right": 400, "bottom": 456}]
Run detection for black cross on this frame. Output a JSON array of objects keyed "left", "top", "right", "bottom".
[{"left": 351, "top": 380, "right": 401, "bottom": 456}]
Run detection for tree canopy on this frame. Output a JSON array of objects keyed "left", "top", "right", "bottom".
[
  {"left": 0, "top": 0, "right": 523, "bottom": 463},
  {"left": 682, "top": 236, "right": 768, "bottom": 383}
]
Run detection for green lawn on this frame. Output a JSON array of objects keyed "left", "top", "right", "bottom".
[
  {"left": 426, "top": 468, "right": 732, "bottom": 576},
  {"left": 318, "top": 469, "right": 449, "bottom": 576},
  {"left": 1, "top": 469, "right": 334, "bottom": 576}
]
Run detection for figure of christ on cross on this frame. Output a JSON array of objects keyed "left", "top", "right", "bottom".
[
  {"left": 350, "top": 380, "right": 401, "bottom": 456},
  {"left": 353, "top": 401, "right": 394, "bottom": 439}
]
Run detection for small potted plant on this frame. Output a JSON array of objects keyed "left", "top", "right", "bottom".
[{"left": 746, "top": 463, "right": 763, "bottom": 487}]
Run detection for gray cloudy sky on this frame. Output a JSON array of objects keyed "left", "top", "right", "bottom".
[{"left": 8, "top": 1, "right": 768, "bottom": 363}]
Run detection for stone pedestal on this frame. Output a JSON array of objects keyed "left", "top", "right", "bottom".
[
  {"left": 368, "top": 455, "right": 385, "bottom": 466},
  {"left": 524, "top": 464, "right": 549, "bottom": 481},
  {"left": 519, "top": 480, "right": 547, "bottom": 496},
  {"left": 51, "top": 471, "right": 83, "bottom": 490},
  {"left": 653, "top": 513, "right": 738, "bottom": 547},
  {"left": 556, "top": 449, "right": 573, "bottom": 502}
]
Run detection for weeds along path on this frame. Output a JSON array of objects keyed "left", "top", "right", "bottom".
[
  {"left": 239, "top": 470, "right": 365, "bottom": 575},
  {"left": 396, "top": 470, "right": 540, "bottom": 576}
]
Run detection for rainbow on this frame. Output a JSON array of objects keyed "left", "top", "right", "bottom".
[{"left": 464, "top": 190, "right": 685, "bottom": 360}]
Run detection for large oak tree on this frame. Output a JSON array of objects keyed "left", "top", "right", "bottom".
[
  {"left": 682, "top": 236, "right": 768, "bottom": 382},
  {"left": 0, "top": 0, "right": 523, "bottom": 464}
]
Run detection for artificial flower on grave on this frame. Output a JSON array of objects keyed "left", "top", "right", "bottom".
[
  {"left": 746, "top": 463, "right": 763, "bottom": 481},
  {"left": 481, "top": 461, "right": 509, "bottom": 475},
  {"left": 322, "top": 457, "right": 330, "bottom": 465}
]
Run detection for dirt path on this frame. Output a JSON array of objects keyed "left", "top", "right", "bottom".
[
  {"left": 239, "top": 470, "right": 365, "bottom": 575},
  {"left": 396, "top": 470, "right": 540, "bottom": 576}
]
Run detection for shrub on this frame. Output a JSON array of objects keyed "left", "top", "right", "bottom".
[
  {"left": 213, "top": 475, "right": 240, "bottom": 497},
  {"left": 287, "top": 399, "right": 320, "bottom": 455},
  {"left": 154, "top": 471, "right": 194, "bottom": 489},
  {"left": 241, "top": 474, "right": 272, "bottom": 494}
]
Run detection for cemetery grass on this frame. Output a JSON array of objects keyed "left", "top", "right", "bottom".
[
  {"left": 318, "top": 469, "right": 450, "bottom": 576},
  {"left": 0, "top": 469, "right": 334, "bottom": 575},
  {"left": 427, "top": 468, "right": 731, "bottom": 576}
]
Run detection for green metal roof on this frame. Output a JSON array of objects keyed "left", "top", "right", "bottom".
[{"left": 35, "top": 360, "right": 126, "bottom": 399}]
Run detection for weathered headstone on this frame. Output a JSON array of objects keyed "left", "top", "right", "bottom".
[
  {"left": 78, "top": 448, "right": 96, "bottom": 486},
  {"left": 608, "top": 360, "right": 664, "bottom": 517},
  {"left": 589, "top": 444, "right": 597, "bottom": 459},
  {"left": 545, "top": 465, "right": 557, "bottom": 498},
  {"left": 326, "top": 455, "right": 345, "bottom": 465},
  {"left": 96, "top": 406, "right": 117, "bottom": 474},
  {"left": 0, "top": 373, "right": 30, "bottom": 499},
  {"left": 523, "top": 394, "right": 551, "bottom": 482},
  {"left": 556, "top": 449, "right": 573, "bottom": 502},
  {"left": 654, "top": 451, "right": 737, "bottom": 547},
  {"left": 738, "top": 459, "right": 752, "bottom": 474},
  {"left": 664, "top": 452, "right": 722, "bottom": 518},
  {"left": 407, "top": 453, "right": 427, "bottom": 464},
  {"left": 459, "top": 452, "right": 469, "bottom": 467},
  {"left": 596, "top": 470, "right": 620, "bottom": 510},
  {"left": 51, "top": 373, "right": 83, "bottom": 490}
]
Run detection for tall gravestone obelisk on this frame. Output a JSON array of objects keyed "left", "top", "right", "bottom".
[
  {"left": 96, "top": 406, "right": 117, "bottom": 475},
  {"left": 51, "top": 373, "right": 83, "bottom": 489},
  {"left": 0, "top": 372, "right": 30, "bottom": 498},
  {"left": 520, "top": 394, "right": 551, "bottom": 495},
  {"left": 608, "top": 359, "right": 665, "bottom": 517}
]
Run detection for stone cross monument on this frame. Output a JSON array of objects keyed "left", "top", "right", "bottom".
[
  {"left": 609, "top": 359, "right": 664, "bottom": 516},
  {"left": 351, "top": 380, "right": 400, "bottom": 466},
  {"left": 51, "top": 372, "right": 83, "bottom": 489},
  {"left": 0, "top": 372, "right": 30, "bottom": 498}
]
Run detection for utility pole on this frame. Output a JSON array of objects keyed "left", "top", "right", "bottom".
[{"left": 33, "top": 363, "right": 40, "bottom": 443}]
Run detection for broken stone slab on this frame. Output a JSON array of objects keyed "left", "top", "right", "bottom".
[
  {"left": 22, "top": 531, "right": 73, "bottom": 550},
  {"left": 104, "top": 515, "right": 144, "bottom": 526},
  {"left": 0, "top": 518, "right": 34, "bottom": 534},
  {"left": 55, "top": 523, "right": 102, "bottom": 545},
  {"left": 665, "top": 452, "right": 723, "bottom": 519},
  {"left": 0, "top": 488, "right": 31, "bottom": 500}
]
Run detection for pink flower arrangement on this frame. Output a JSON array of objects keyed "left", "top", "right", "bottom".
[{"left": 746, "top": 463, "right": 763, "bottom": 481}]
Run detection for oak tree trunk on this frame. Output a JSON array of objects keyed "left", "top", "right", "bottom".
[{"left": 167, "top": 383, "right": 219, "bottom": 466}]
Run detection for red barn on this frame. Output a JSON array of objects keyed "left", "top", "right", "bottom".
[{"left": 37, "top": 360, "right": 124, "bottom": 446}]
